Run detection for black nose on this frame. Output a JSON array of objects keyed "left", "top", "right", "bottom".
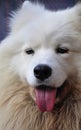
[{"left": 34, "top": 64, "right": 52, "bottom": 81}]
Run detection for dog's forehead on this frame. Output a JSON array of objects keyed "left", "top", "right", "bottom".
[
  {"left": 18, "top": 9, "right": 80, "bottom": 49},
  {"left": 23, "top": 19, "right": 74, "bottom": 48}
]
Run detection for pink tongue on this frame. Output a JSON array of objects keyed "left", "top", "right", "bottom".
[{"left": 35, "top": 87, "right": 57, "bottom": 112}]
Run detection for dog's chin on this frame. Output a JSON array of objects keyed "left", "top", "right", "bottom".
[{"left": 29, "top": 80, "right": 71, "bottom": 112}]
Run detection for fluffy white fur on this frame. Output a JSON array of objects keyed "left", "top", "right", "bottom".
[{"left": 0, "top": 1, "right": 81, "bottom": 130}]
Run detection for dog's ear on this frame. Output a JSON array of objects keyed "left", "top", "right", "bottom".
[
  {"left": 66, "top": 3, "right": 81, "bottom": 31},
  {"left": 73, "top": 3, "right": 81, "bottom": 31},
  {"left": 9, "top": 1, "right": 45, "bottom": 33},
  {"left": 74, "top": 3, "right": 81, "bottom": 17}
]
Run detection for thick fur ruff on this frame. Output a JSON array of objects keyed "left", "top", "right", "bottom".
[{"left": 0, "top": 1, "right": 81, "bottom": 130}]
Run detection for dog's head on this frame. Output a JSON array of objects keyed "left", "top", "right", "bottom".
[{"left": 2, "top": 1, "right": 81, "bottom": 112}]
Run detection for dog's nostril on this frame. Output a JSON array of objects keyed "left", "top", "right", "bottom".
[
  {"left": 34, "top": 67, "right": 41, "bottom": 76},
  {"left": 34, "top": 64, "right": 52, "bottom": 81}
]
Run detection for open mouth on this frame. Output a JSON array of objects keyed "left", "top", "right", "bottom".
[{"left": 35, "top": 82, "right": 66, "bottom": 112}]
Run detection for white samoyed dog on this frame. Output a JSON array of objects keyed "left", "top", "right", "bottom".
[{"left": 0, "top": 1, "right": 81, "bottom": 130}]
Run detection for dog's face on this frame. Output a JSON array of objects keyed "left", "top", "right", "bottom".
[{"left": 7, "top": 2, "right": 81, "bottom": 112}]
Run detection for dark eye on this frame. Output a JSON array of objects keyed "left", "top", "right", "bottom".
[
  {"left": 56, "top": 47, "right": 69, "bottom": 54},
  {"left": 25, "top": 49, "right": 34, "bottom": 55}
]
